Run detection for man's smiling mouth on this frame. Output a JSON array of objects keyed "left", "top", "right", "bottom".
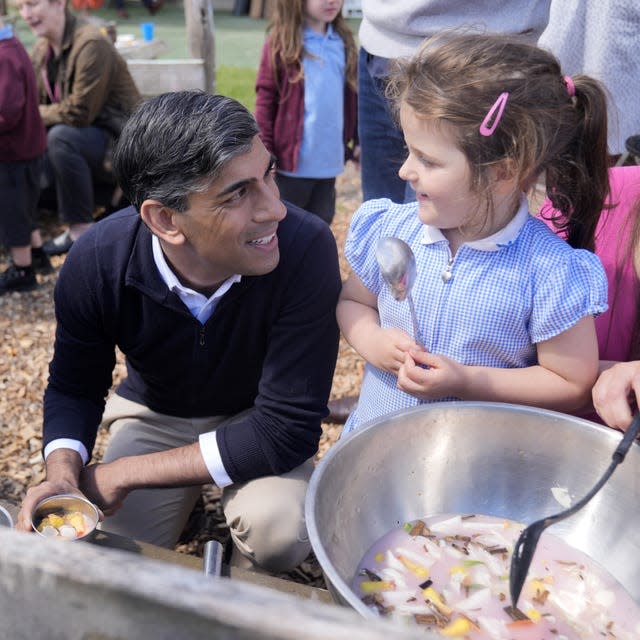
[{"left": 248, "top": 233, "right": 276, "bottom": 246}]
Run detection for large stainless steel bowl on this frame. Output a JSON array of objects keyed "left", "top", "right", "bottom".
[{"left": 306, "top": 401, "right": 640, "bottom": 618}]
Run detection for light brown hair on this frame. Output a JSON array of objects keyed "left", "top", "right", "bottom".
[{"left": 386, "top": 31, "right": 610, "bottom": 251}]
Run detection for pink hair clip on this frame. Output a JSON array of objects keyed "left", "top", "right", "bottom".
[
  {"left": 479, "top": 92, "right": 509, "bottom": 137},
  {"left": 563, "top": 75, "right": 576, "bottom": 98}
]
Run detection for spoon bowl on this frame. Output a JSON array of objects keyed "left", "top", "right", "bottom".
[
  {"left": 375, "top": 236, "right": 416, "bottom": 302},
  {"left": 375, "top": 237, "right": 423, "bottom": 344},
  {"left": 509, "top": 411, "right": 640, "bottom": 606}
]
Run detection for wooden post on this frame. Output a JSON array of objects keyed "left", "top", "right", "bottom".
[
  {"left": 184, "top": 0, "right": 216, "bottom": 94},
  {"left": 0, "top": 0, "right": 8, "bottom": 18}
]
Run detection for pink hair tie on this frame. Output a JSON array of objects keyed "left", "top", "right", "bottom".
[
  {"left": 564, "top": 75, "right": 576, "bottom": 98},
  {"left": 479, "top": 92, "right": 509, "bottom": 137}
]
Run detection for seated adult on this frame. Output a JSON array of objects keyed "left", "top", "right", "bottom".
[
  {"left": 16, "top": 91, "right": 342, "bottom": 573},
  {"left": 18, "top": 0, "right": 141, "bottom": 256}
]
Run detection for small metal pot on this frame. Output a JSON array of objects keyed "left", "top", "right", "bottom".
[
  {"left": 306, "top": 401, "right": 640, "bottom": 617},
  {"left": 31, "top": 494, "right": 99, "bottom": 541}
]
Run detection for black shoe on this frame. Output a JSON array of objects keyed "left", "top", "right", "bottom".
[
  {"left": 0, "top": 264, "right": 37, "bottom": 295},
  {"left": 43, "top": 230, "right": 73, "bottom": 256},
  {"left": 31, "top": 248, "right": 54, "bottom": 275}
]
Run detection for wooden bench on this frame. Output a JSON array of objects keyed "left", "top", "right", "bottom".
[{"left": 126, "top": 58, "right": 210, "bottom": 95}]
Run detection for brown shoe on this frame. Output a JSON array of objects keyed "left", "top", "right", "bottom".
[{"left": 326, "top": 396, "right": 359, "bottom": 424}]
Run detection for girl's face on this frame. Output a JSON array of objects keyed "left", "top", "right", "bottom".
[
  {"left": 304, "top": 0, "right": 342, "bottom": 33},
  {"left": 399, "top": 102, "right": 482, "bottom": 240}
]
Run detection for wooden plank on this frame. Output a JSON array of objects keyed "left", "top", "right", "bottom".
[
  {"left": 249, "top": 0, "right": 263, "bottom": 18},
  {"left": 126, "top": 59, "right": 207, "bottom": 96},
  {"left": 184, "top": 0, "right": 215, "bottom": 92}
]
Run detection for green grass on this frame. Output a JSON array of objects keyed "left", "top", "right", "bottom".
[{"left": 216, "top": 64, "right": 257, "bottom": 111}]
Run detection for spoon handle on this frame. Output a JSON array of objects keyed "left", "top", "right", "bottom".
[
  {"left": 407, "top": 294, "right": 424, "bottom": 345},
  {"left": 612, "top": 412, "right": 640, "bottom": 462}
]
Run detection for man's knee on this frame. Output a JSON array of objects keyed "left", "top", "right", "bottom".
[
  {"left": 227, "top": 490, "right": 310, "bottom": 573},
  {"left": 225, "top": 476, "right": 311, "bottom": 573},
  {"left": 46, "top": 125, "right": 76, "bottom": 165}
]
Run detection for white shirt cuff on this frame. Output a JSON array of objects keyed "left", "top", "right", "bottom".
[
  {"left": 199, "top": 431, "right": 233, "bottom": 488},
  {"left": 44, "top": 438, "right": 90, "bottom": 465}
]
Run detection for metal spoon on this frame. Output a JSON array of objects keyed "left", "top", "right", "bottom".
[
  {"left": 375, "top": 236, "right": 423, "bottom": 344},
  {"left": 509, "top": 412, "right": 640, "bottom": 607}
]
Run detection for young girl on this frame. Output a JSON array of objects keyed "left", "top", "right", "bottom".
[
  {"left": 337, "top": 31, "right": 610, "bottom": 434},
  {"left": 255, "top": 0, "right": 358, "bottom": 225}
]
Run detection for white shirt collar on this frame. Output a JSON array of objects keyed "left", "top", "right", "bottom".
[
  {"left": 151, "top": 235, "right": 241, "bottom": 323},
  {"left": 421, "top": 194, "right": 530, "bottom": 251}
]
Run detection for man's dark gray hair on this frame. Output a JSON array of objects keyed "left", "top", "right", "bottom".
[{"left": 113, "top": 91, "right": 260, "bottom": 212}]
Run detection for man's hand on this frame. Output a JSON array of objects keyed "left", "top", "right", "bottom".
[
  {"left": 16, "top": 449, "right": 89, "bottom": 532},
  {"left": 80, "top": 461, "right": 128, "bottom": 517}
]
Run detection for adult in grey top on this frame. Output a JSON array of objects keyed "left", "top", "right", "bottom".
[{"left": 357, "top": 0, "right": 551, "bottom": 203}]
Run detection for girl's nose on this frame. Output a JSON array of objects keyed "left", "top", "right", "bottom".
[{"left": 398, "top": 156, "right": 414, "bottom": 182}]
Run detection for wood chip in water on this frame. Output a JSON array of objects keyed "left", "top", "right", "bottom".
[{"left": 504, "top": 605, "right": 530, "bottom": 621}]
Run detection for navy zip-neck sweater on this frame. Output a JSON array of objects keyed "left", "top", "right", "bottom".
[{"left": 44, "top": 204, "right": 341, "bottom": 483}]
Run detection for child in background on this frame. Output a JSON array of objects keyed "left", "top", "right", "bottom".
[
  {"left": 255, "top": 0, "right": 358, "bottom": 225},
  {"left": 0, "top": 17, "right": 50, "bottom": 295},
  {"left": 337, "top": 31, "right": 610, "bottom": 434}
]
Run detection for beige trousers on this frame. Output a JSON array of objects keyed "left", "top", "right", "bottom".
[{"left": 98, "top": 394, "right": 314, "bottom": 573}]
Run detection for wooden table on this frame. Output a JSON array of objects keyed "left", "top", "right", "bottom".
[{"left": 115, "top": 37, "right": 169, "bottom": 60}]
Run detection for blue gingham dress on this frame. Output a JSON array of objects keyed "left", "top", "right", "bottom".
[{"left": 341, "top": 196, "right": 608, "bottom": 435}]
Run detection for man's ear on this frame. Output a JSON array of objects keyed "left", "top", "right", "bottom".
[{"left": 140, "top": 200, "right": 185, "bottom": 245}]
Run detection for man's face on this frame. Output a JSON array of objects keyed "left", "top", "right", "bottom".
[
  {"left": 18, "top": 0, "right": 64, "bottom": 40},
  {"left": 165, "top": 135, "right": 287, "bottom": 291}
]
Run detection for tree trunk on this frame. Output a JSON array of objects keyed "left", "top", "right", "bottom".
[{"left": 184, "top": 0, "right": 215, "bottom": 94}]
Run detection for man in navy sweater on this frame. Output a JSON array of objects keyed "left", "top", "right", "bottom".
[{"left": 17, "top": 91, "right": 341, "bottom": 573}]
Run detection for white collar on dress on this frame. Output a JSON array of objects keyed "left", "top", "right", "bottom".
[{"left": 420, "top": 194, "right": 530, "bottom": 252}]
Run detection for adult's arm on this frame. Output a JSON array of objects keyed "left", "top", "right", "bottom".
[
  {"left": 215, "top": 218, "right": 341, "bottom": 482},
  {"left": 38, "top": 37, "right": 116, "bottom": 128},
  {"left": 43, "top": 237, "right": 117, "bottom": 455}
]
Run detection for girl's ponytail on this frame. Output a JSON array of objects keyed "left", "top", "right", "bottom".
[{"left": 545, "top": 75, "right": 610, "bottom": 250}]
